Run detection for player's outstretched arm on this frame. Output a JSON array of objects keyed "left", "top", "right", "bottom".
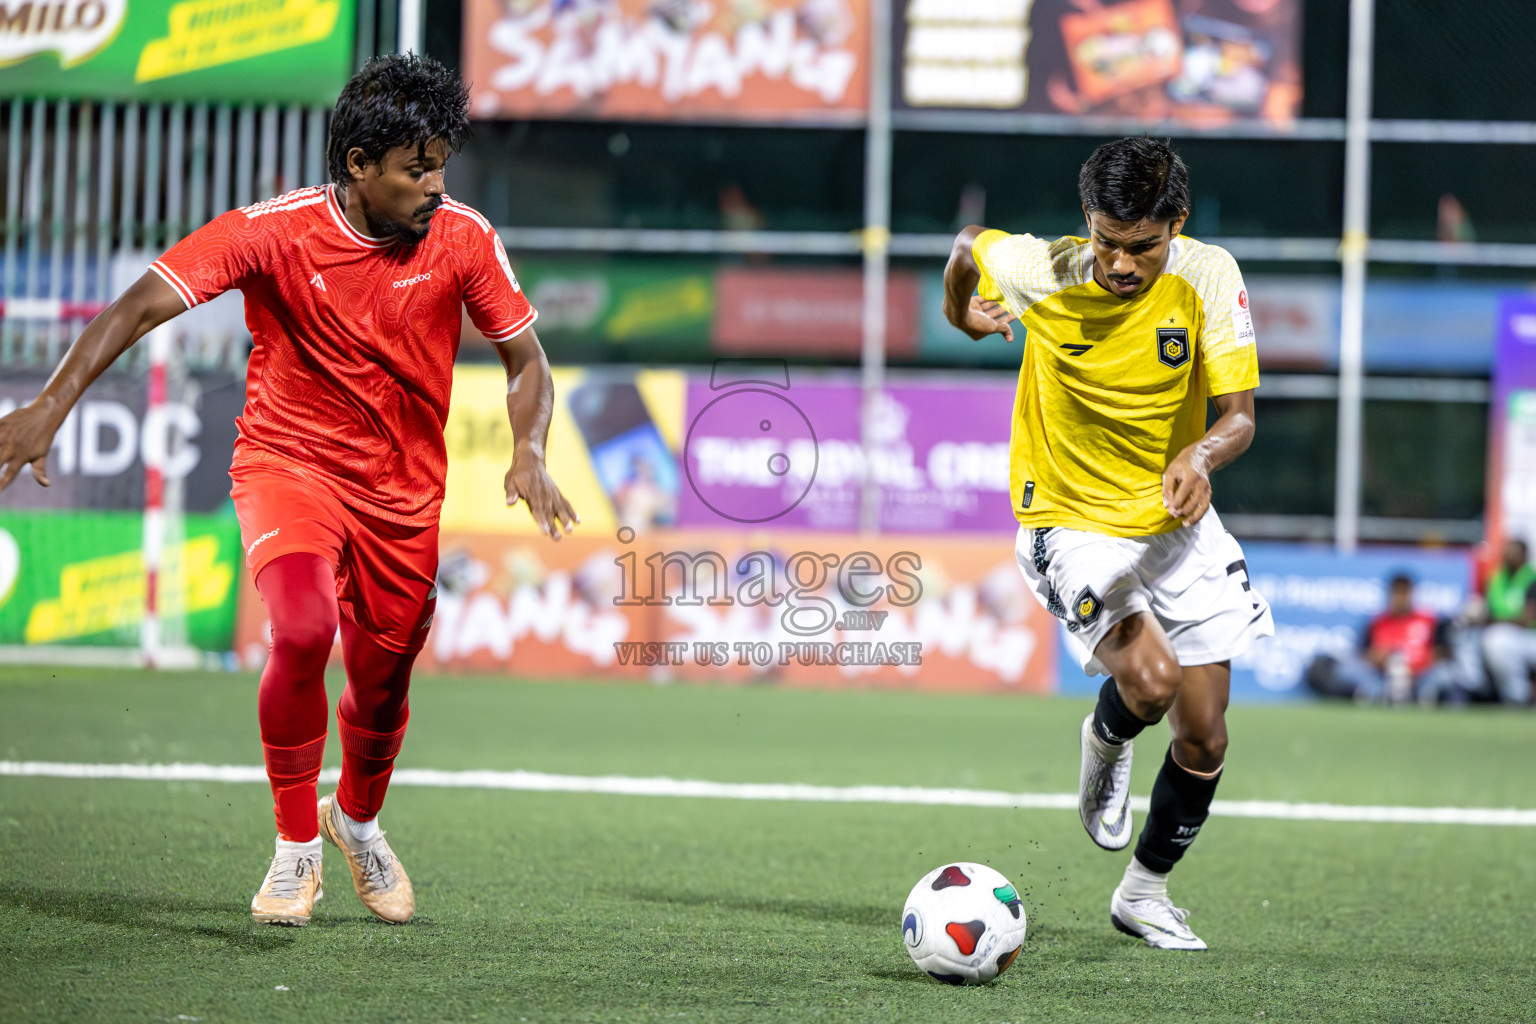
[
  {"left": 495, "top": 325, "right": 579, "bottom": 540},
  {"left": 0, "top": 271, "right": 187, "bottom": 493},
  {"left": 1162, "top": 389, "right": 1256, "bottom": 527},
  {"left": 943, "top": 224, "right": 1016, "bottom": 343}
]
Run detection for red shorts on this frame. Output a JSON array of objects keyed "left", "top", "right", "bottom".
[{"left": 231, "top": 464, "right": 439, "bottom": 654}]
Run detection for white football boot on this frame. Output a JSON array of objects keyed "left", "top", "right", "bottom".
[
  {"left": 1078, "top": 713, "right": 1133, "bottom": 850},
  {"left": 1110, "top": 885, "right": 1208, "bottom": 951}
]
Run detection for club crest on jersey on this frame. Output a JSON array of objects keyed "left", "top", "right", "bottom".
[
  {"left": 1157, "top": 327, "right": 1190, "bottom": 368},
  {"left": 1073, "top": 587, "right": 1104, "bottom": 626}
]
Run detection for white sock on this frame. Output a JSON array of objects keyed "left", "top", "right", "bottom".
[
  {"left": 276, "top": 836, "right": 322, "bottom": 856},
  {"left": 1087, "top": 725, "right": 1131, "bottom": 763},
  {"left": 1119, "top": 855, "right": 1169, "bottom": 901},
  {"left": 342, "top": 809, "right": 381, "bottom": 843}
]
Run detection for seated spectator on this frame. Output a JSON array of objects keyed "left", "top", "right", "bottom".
[
  {"left": 1480, "top": 557, "right": 1536, "bottom": 705},
  {"left": 1438, "top": 538, "right": 1536, "bottom": 704},
  {"left": 1309, "top": 573, "right": 1469, "bottom": 704},
  {"left": 1481, "top": 539, "right": 1536, "bottom": 626}
]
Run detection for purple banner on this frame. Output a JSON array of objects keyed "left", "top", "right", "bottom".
[
  {"left": 680, "top": 372, "right": 1018, "bottom": 533},
  {"left": 1486, "top": 296, "right": 1536, "bottom": 549}
]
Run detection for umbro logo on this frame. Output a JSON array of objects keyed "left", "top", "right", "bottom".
[{"left": 310, "top": 272, "right": 325, "bottom": 292}]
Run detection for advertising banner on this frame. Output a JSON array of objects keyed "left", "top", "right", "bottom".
[
  {"left": 441, "top": 364, "right": 687, "bottom": 536},
  {"left": 1485, "top": 296, "right": 1536, "bottom": 550},
  {"left": 921, "top": 272, "right": 1518, "bottom": 374},
  {"left": 712, "top": 267, "right": 920, "bottom": 359},
  {"left": 0, "top": 371, "right": 244, "bottom": 514},
  {"left": 1053, "top": 542, "right": 1472, "bottom": 702},
  {"left": 515, "top": 259, "right": 715, "bottom": 353},
  {"left": 0, "top": 510, "right": 241, "bottom": 649},
  {"left": 233, "top": 526, "right": 1058, "bottom": 693},
  {"left": 462, "top": 0, "right": 870, "bottom": 122},
  {"left": 0, "top": 0, "right": 356, "bottom": 104},
  {"left": 680, "top": 370, "right": 1017, "bottom": 533},
  {"left": 896, "top": 0, "right": 1302, "bottom": 126}
]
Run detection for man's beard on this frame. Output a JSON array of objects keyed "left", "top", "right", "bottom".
[{"left": 379, "top": 198, "right": 443, "bottom": 244}]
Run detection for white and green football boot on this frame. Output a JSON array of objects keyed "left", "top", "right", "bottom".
[
  {"left": 1110, "top": 885, "right": 1208, "bottom": 951},
  {"left": 1078, "top": 713, "right": 1134, "bottom": 850}
]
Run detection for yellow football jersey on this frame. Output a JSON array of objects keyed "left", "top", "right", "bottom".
[{"left": 973, "top": 230, "right": 1260, "bottom": 538}]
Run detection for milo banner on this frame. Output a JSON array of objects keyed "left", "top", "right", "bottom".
[
  {"left": 0, "top": 510, "right": 241, "bottom": 649},
  {"left": 232, "top": 527, "right": 1059, "bottom": 693},
  {"left": 0, "top": 0, "right": 356, "bottom": 104},
  {"left": 515, "top": 259, "right": 716, "bottom": 361}
]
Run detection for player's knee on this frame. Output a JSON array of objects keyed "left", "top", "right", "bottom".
[
  {"left": 1119, "top": 658, "right": 1182, "bottom": 718},
  {"left": 270, "top": 613, "right": 338, "bottom": 667},
  {"left": 1175, "top": 730, "right": 1227, "bottom": 774}
]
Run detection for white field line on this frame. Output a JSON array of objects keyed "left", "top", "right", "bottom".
[{"left": 2, "top": 760, "right": 1534, "bottom": 827}]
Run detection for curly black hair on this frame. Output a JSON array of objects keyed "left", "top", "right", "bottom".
[
  {"left": 327, "top": 53, "right": 471, "bottom": 186},
  {"left": 1078, "top": 137, "right": 1190, "bottom": 224}
]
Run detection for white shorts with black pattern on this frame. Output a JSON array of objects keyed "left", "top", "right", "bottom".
[{"left": 1014, "top": 509, "right": 1275, "bottom": 677}]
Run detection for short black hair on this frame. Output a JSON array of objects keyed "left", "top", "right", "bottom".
[
  {"left": 328, "top": 53, "right": 470, "bottom": 186},
  {"left": 1078, "top": 137, "right": 1190, "bottom": 224},
  {"left": 1388, "top": 572, "right": 1416, "bottom": 590}
]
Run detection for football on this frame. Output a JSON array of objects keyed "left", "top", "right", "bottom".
[{"left": 901, "top": 862, "right": 1028, "bottom": 985}]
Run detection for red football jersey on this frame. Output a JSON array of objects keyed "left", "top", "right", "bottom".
[
  {"left": 1366, "top": 610, "right": 1439, "bottom": 675},
  {"left": 151, "top": 185, "right": 536, "bottom": 526}
]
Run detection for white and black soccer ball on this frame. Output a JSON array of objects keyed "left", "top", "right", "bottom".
[{"left": 901, "top": 862, "right": 1027, "bottom": 985}]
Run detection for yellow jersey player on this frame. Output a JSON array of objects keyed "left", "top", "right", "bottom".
[{"left": 942, "top": 137, "right": 1274, "bottom": 951}]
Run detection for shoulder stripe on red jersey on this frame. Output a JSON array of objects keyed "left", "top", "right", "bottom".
[
  {"left": 441, "top": 200, "right": 493, "bottom": 234},
  {"left": 149, "top": 261, "right": 196, "bottom": 309},
  {"left": 243, "top": 186, "right": 327, "bottom": 220},
  {"left": 484, "top": 307, "right": 538, "bottom": 342},
  {"left": 324, "top": 184, "right": 396, "bottom": 249}
]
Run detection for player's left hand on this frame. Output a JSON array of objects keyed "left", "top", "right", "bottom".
[
  {"left": 505, "top": 451, "right": 579, "bottom": 540},
  {"left": 1162, "top": 449, "right": 1212, "bottom": 527}
]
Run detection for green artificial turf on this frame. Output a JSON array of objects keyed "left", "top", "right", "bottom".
[{"left": 1, "top": 669, "right": 1533, "bottom": 1023}]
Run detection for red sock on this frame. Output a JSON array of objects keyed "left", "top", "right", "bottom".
[
  {"left": 255, "top": 553, "right": 339, "bottom": 841},
  {"left": 334, "top": 619, "right": 417, "bottom": 822},
  {"left": 336, "top": 710, "right": 408, "bottom": 822},
  {"left": 263, "top": 734, "right": 327, "bottom": 842}
]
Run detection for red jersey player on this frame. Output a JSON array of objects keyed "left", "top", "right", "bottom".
[{"left": 0, "top": 55, "right": 578, "bottom": 926}]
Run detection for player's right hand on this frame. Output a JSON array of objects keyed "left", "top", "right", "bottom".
[
  {"left": 0, "top": 403, "right": 56, "bottom": 492},
  {"left": 960, "top": 296, "right": 1017, "bottom": 342},
  {"left": 505, "top": 450, "right": 580, "bottom": 541}
]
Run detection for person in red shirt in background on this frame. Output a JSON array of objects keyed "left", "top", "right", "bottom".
[
  {"left": 1336, "top": 573, "right": 1468, "bottom": 705},
  {"left": 0, "top": 54, "right": 578, "bottom": 926}
]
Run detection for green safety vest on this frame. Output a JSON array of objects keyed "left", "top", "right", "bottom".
[{"left": 1486, "top": 564, "right": 1536, "bottom": 622}]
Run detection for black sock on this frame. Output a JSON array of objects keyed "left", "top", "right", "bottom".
[
  {"left": 1092, "top": 677, "right": 1153, "bottom": 746},
  {"left": 1135, "top": 745, "right": 1223, "bottom": 874}
]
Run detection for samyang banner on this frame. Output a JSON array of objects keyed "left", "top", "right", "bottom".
[
  {"left": 463, "top": 0, "right": 870, "bottom": 123},
  {"left": 0, "top": 0, "right": 356, "bottom": 104},
  {"left": 896, "top": 0, "right": 1302, "bottom": 125}
]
